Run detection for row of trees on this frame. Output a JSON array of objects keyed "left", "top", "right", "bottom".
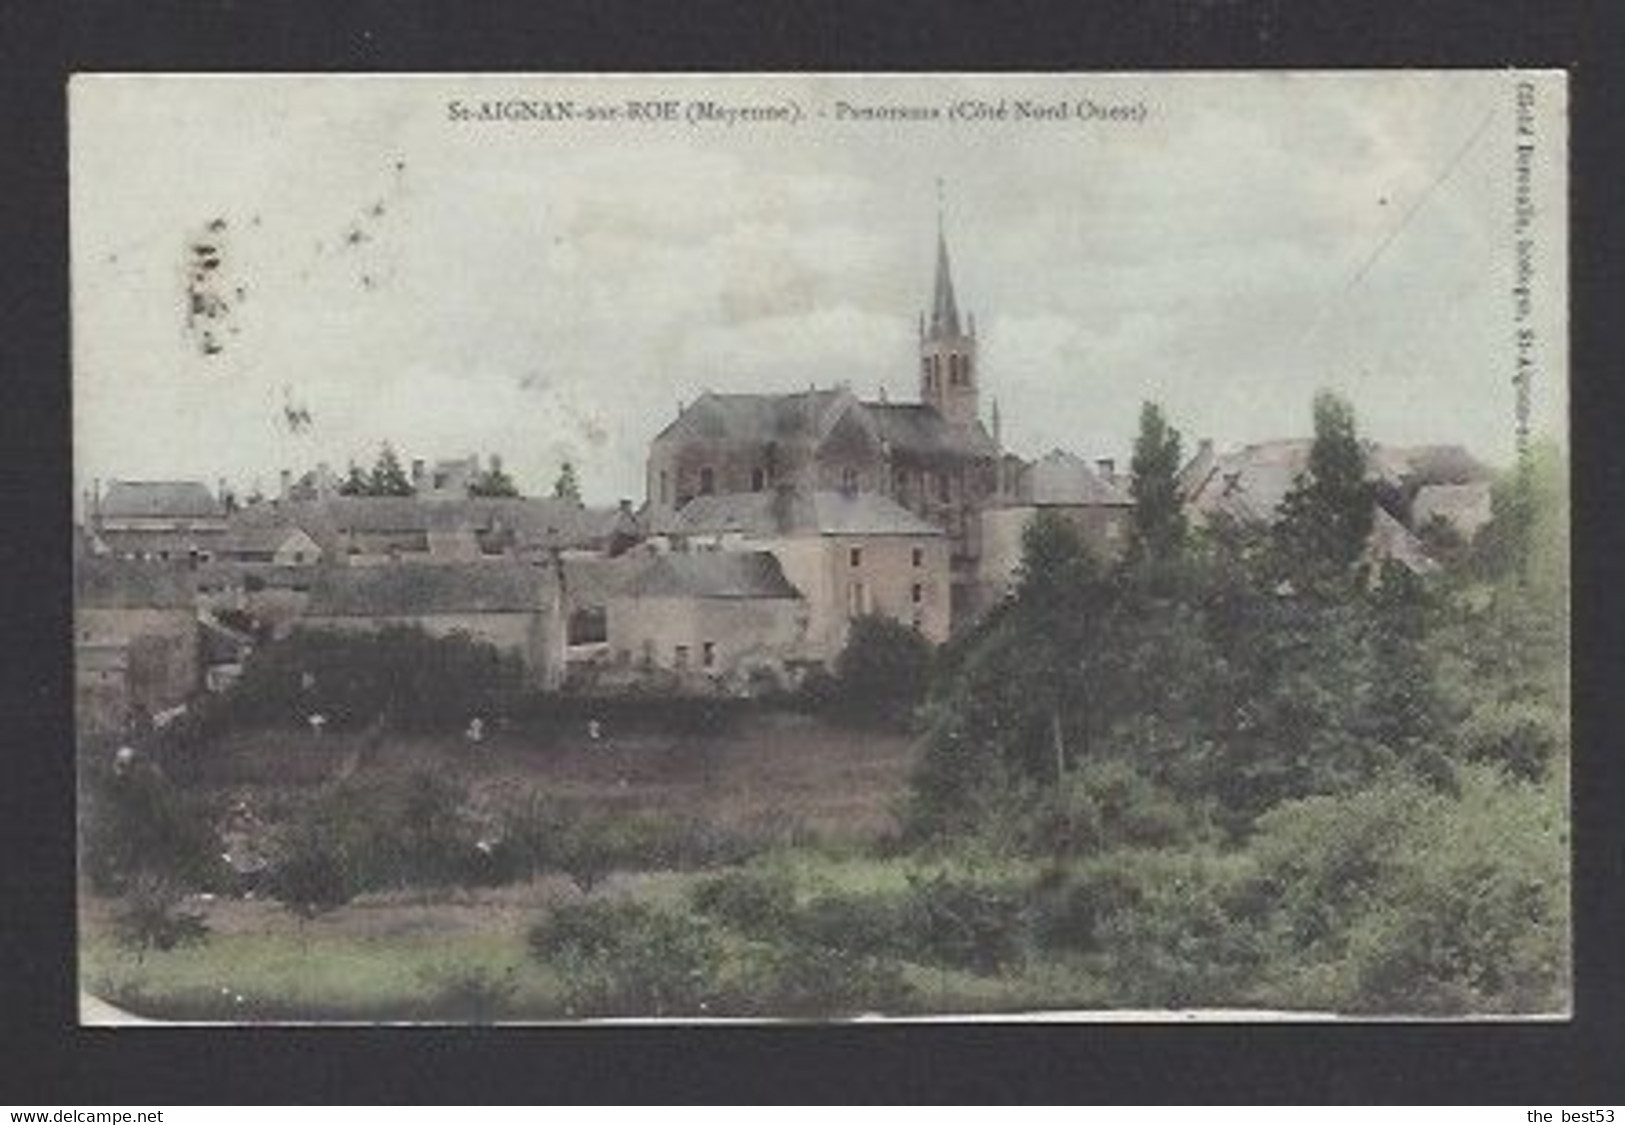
[{"left": 333, "top": 444, "right": 583, "bottom": 500}]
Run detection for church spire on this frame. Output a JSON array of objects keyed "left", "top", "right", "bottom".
[{"left": 929, "top": 181, "right": 962, "bottom": 338}]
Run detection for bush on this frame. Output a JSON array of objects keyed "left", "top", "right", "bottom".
[
  {"left": 736, "top": 939, "right": 914, "bottom": 1018},
  {"left": 1088, "top": 850, "right": 1269, "bottom": 1008},
  {"left": 225, "top": 625, "right": 523, "bottom": 733},
  {"left": 1458, "top": 700, "right": 1565, "bottom": 783},
  {"left": 1029, "top": 862, "right": 1143, "bottom": 955},
  {"left": 691, "top": 868, "right": 797, "bottom": 936},
  {"left": 1249, "top": 770, "right": 1569, "bottom": 1014},
  {"left": 268, "top": 827, "right": 355, "bottom": 925},
  {"left": 830, "top": 615, "right": 934, "bottom": 728},
  {"left": 79, "top": 752, "right": 224, "bottom": 894},
  {"left": 111, "top": 875, "right": 210, "bottom": 963},
  {"left": 904, "top": 870, "right": 1029, "bottom": 975},
  {"left": 791, "top": 890, "right": 912, "bottom": 959},
  {"left": 528, "top": 898, "right": 722, "bottom": 1017}
]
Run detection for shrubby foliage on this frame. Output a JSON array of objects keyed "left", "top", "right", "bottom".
[
  {"left": 224, "top": 626, "right": 524, "bottom": 733},
  {"left": 903, "top": 393, "right": 1569, "bottom": 1014},
  {"left": 828, "top": 615, "right": 935, "bottom": 728}
]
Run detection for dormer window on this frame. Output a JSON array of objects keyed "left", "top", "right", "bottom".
[
  {"left": 751, "top": 468, "right": 766, "bottom": 492},
  {"left": 699, "top": 467, "right": 715, "bottom": 495}
]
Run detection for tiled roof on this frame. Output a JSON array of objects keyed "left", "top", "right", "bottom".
[
  {"left": 100, "top": 480, "right": 222, "bottom": 520},
  {"left": 95, "top": 527, "right": 224, "bottom": 557},
  {"left": 863, "top": 402, "right": 999, "bottom": 459},
  {"left": 226, "top": 497, "right": 628, "bottom": 552},
  {"left": 651, "top": 389, "right": 851, "bottom": 446},
  {"left": 561, "top": 555, "right": 652, "bottom": 608},
  {"left": 304, "top": 563, "right": 550, "bottom": 617},
  {"left": 1411, "top": 482, "right": 1494, "bottom": 534},
  {"left": 1018, "top": 450, "right": 1132, "bottom": 507},
  {"left": 76, "top": 558, "right": 197, "bottom": 610},
  {"left": 620, "top": 551, "right": 803, "bottom": 601},
  {"left": 671, "top": 489, "right": 941, "bottom": 538}
]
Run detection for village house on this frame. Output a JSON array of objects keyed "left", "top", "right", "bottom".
[
  {"left": 298, "top": 561, "right": 565, "bottom": 688},
  {"left": 664, "top": 486, "right": 951, "bottom": 657},
  {"left": 85, "top": 479, "right": 229, "bottom": 563},
  {"left": 602, "top": 550, "right": 809, "bottom": 692},
  {"left": 1177, "top": 437, "right": 1493, "bottom": 571},
  {"left": 980, "top": 449, "right": 1135, "bottom": 600},
  {"left": 74, "top": 558, "right": 200, "bottom": 735}
]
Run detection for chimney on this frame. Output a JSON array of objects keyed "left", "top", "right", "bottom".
[
  {"left": 315, "top": 462, "right": 334, "bottom": 499},
  {"left": 411, "top": 458, "right": 426, "bottom": 492},
  {"left": 878, "top": 384, "right": 888, "bottom": 403},
  {"left": 1198, "top": 438, "right": 1214, "bottom": 458},
  {"left": 279, "top": 469, "right": 292, "bottom": 501},
  {"left": 618, "top": 498, "right": 633, "bottom": 515},
  {"left": 1096, "top": 458, "right": 1116, "bottom": 479},
  {"left": 91, "top": 478, "right": 102, "bottom": 523}
]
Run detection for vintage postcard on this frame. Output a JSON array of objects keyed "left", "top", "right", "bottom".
[{"left": 70, "top": 72, "right": 1569, "bottom": 1023}]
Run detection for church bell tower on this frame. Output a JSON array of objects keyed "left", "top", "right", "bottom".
[{"left": 919, "top": 196, "right": 979, "bottom": 428}]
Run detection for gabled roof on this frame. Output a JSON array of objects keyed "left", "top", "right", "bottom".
[
  {"left": 620, "top": 551, "right": 802, "bottom": 601},
  {"left": 1017, "top": 449, "right": 1132, "bottom": 507},
  {"left": 100, "top": 480, "right": 223, "bottom": 520},
  {"left": 1368, "top": 507, "right": 1439, "bottom": 575},
  {"left": 561, "top": 555, "right": 653, "bottom": 608},
  {"left": 670, "top": 488, "right": 942, "bottom": 538},
  {"left": 862, "top": 402, "right": 999, "bottom": 459},
  {"left": 304, "top": 563, "right": 550, "bottom": 617},
  {"left": 76, "top": 558, "right": 197, "bottom": 610},
  {"left": 651, "top": 388, "right": 853, "bottom": 447},
  {"left": 216, "top": 524, "right": 319, "bottom": 556}
]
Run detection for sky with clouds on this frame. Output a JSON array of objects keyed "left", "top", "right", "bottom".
[{"left": 71, "top": 71, "right": 1567, "bottom": 505}]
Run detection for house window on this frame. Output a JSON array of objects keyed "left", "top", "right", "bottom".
[
  {"left": 849, "top": 546, "right": 862, "bottom": 568},
  {"left": 841, "top": 467, "right": 858, "bottom": 492},
  {"left": 659, "top": 470, "right": 670, "bottom": 505},
  {"left": 675, "top": 644, "right": 690, "bottom": 669},
  {"left": 912, "top": 583, "right": 924, "bottom": 605},
  {"left": 912, "top": 547, "right": 923, "bottom": 567},
  {"left": 847, "top": 581, "right": 866, "bottom": 616},
  {"left": 702, "top": 642, "right": 716, "bottom": 669},
  {"left": 699, "top": 467, "right": 715, "bottom": 495},
  {"left": 751, "top": 468, "right": 766, "bottom": 492},
  {"left": 937, "top": 473, "right": 951, "bottom": 503},
  {"left": 641, "top": 640, "right": 655, "bottom": 667}
]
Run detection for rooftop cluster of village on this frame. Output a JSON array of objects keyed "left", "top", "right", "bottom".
[{"left": 75, "top": 226, "right": 1496, "bottom": 737}]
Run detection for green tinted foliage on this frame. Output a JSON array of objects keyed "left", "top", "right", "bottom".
[
  {"left": 528, "top": 898, "right": 722, "bottom": 1017},
  {"left": 112, "top": 875, "right": 211, "bottom": 963},
  {"left": 226, "top": 626, "right": 524, "bottom": 732},
  {"left": 80, "top": 756, "right": 224, "bottom": 894},
  {"left": 1127, "top": 400, "right": 1188, "bottom": 567},
  {"left": 691, "top": 867, "right": 797, "bottom": 936},
  {"left": 832, "top": 614, "right": 935, "bottom": 727}
]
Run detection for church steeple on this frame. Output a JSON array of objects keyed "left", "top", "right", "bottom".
[
  {"left": 919, "top": 182, "right": 979, "bottom": 429},
  {"left": 930, "top": 222, "right": 962, "bottom": 338}
]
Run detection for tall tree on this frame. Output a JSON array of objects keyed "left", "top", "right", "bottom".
[
  {"left": 369, "top": 443, "right": 414, "bottom": 497},
  {"left": 552, "top": 461, "right": 582, "bottom": 503},
  {"left": 470, "top": 455, "right": 520, "bottom": 498},
  {"left": 1273, "top": 391, "right": 1375, "bottom": 587},
  {"left": 1126, "top": 401, "right": 1188, "bottom": 568},
  {"left": 338, "top": 459, "right": 370, "bottom": 497}
]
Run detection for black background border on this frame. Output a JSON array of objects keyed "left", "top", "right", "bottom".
[{"left": 2, "top": 0, "right": 1622, "bottom": 1104}]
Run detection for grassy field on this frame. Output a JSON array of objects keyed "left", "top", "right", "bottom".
[{"left": 82, "top": 709, "right": 951, "bottom": 1021}]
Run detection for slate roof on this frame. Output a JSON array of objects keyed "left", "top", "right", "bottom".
[
  {"left": 216, "top": 524, "right": 317, "bottom": 556},
  {"left": 1369, "top": 507, "right": 1439, "bottom": 575},
  {"left": 1183, "top": 439, "right": 1488, "bottom": 526},
  {"left": 76, "top": 558, "right": 197, "bottom": 610},
  {"left": 1411, "top": 482, "right": 1494, "bottom": 535},
  {"left": 1017, "top": 450, "right": 1132, "bottom": 507},
  {"left": 304, "top": 563, "right": 550, "bottom": 617},
  {"left": 226, "top": 496, "right": 629, "bottom": 552},
  {"left": 100, "top": 481, "right": 222, "bottom": 520},
  {"left": 862, "top": 402, "right": 999, "bottom": 459},
  {"left": 561, "top": 555, "right": 652, "bottom": 608},
  {"left": 651, "top": 389, "right": 850, "bottom": 446},
  {"left": 671, "top": 489, "right": 942, "bottom": 538},
  {"left": 619, "top": 551, "right": 803, "bottom": 601},
  {"left": 95, "top": 527, "right": 224, "bottom": 558}
]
